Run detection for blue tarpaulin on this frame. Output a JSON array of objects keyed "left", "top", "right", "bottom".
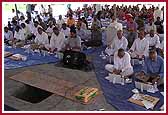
[
  {"left": 4, "top": 46, "right": 60, "bottom": 70},
  {"left": 91, "top": 47, "right": 164, "bottom": 111}
]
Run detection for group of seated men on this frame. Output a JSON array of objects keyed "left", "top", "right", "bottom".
[{"left": 4, "top": 8, "right": 164, "bottom": 86}]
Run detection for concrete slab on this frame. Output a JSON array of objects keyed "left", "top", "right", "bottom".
[{"left": 4, "top": 63, "right": 117, "bottom": 111}]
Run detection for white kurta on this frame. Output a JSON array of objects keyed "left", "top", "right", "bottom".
[
  {"left": 145, "top": 34, "right": 160, "bottom": 48},
  {"left": 14, "top": 29, "right": 25, "bottom": 41},
  {"left": 61, "top": 28, "right": 70, "bottom": 37},
  {"left": 46, "top": 26, "right": 54, "bottom": 37},
  {"left": 105, "top": 51, "right": 133, "bottom": 76},
  {"left": 4, "top": 31, "right": 13, "bottom": 40},
  {"left": 57, "top": 19, "right": 65, "bottom": 29},
  {"left": 50, "top": 32, "right": 65, "bottom": 51},
  {"left": 130, "top": 38, "right": 149, "bottom": 57},
  {"left": 105, "top": 36, "right": 128, "bottom": 56},
  {"left": 34, "top": 32, "right": 49, "bottom": 46},
  {"left": 106, "top": 21, "right": 123, "bottom": 46}
]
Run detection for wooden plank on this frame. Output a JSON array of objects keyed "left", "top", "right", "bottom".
[{"left": 10, "top": 70, "right": 99, "bottom": 104}]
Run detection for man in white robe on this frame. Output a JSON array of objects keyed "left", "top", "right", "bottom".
[
  {"left": 105, "top": 48, "right": 133, "bottom": 77},
  {"left": 129, "top": 29, "right": 149, "bottom": 59},
  {"left": 105, "top": 30, "right": 128, "bottom": 56},
  {"left": 50, "top": 27, "right": 65, "bottom": 52}
]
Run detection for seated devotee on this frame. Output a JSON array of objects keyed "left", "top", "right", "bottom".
[
  {"left": 158, "top": 40, "right": 164, "bottom": 58},
  {"left": 145, "top": 29, "right": 160, "bottom": 50},
  {"left": 25, "top": 20, "right": 34, "bottom": 35},
  {"left": 50, "top": 27, "right": 65, "bottom": 52},
  {"left": 106, "top": 15, "right": 123, "bottom": 48},
  {"left": 154, "top": 17, "right": 164, "bottom": 34},
  {"left": 81, "top": 17, "right": 88, "bottom": 29},
  {"left": 32, "top": 27, "right": 49, "bottom": 50},
  {"left": 47, "top": 14, "right": 56, "bottom": 25},
  {"left": 105, "top": 30, "right": 128, "bottom": 56},
  {"left": 105, "top": 48, "right": 134, "bottom": 78},
  {"left": 84, "top": 23, "right": 102, "bottom": 47},
  {"left": 91, "top": 16, "right": 101, "bottom": 29},
  {"left": 77, "top": 18, "right": 87, "bottom": 30},
  {"left": 126, "top": 16, "right": 138, "bottom": 48},
  {"left": 13, "top": 26, "right": 26, "bottom": 47},
  {"left": 43, "top": 13, "right": 49, "bottom": 24},
  {"left": 19, "top": 15, "right": 25, "bottom": 24},
  {"left": 67, "top": 14, "right": 75, "bottom": 28},
  {"left": 32, "top": 21, "right": 41, "bottom": 37},
  {"left": 46, "top": 21, "right": 54, "bottom": 41},
  {"left": 20, "top": 23, "right": 32, "bottom": 41},
  {"left": 145, "top": 20, "right": 157, "bottom": 34},
  {"left": 61, "top": 23, "right": 70, "bottom": 38},
  {"left": 135, "top": 49, "right": 164, "bottom": 86},
  {"left": 38, "top": 18, "right": 47, "bottom": 30},
  {"left": 4, "top": 27, "right": 13, "bottom": 45},
  {"left": 57, "top": 15, "right": 65, "bottom": 29},
  {"left": 129, "top": 28, "right": 149, "bottom": 59},
  {"left": 64, "top": 29, "right": 81, "bottom": 52},
  {"left": 76, "top": 22, "right": 87, "bottom": 41}
]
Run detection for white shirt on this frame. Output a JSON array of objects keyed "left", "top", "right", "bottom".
[
  {"left": 159, "top": 40, "right": 164, "bottom": 50},
  {"left": 106, "top": 21, "right": 123, "bottom": 46},
  {"left": 61, "top": 28, "right": 70, "bottom": 37},
  {"left": 111, "top": 36, "right": 128, "bottom": 51},
  {"left": 130, "top": 38, "right": 149, "bottom": 56},
  {"left": 35, "top": 32, "right": 49, "bottom": 45},
  {"left": 145, "top": 34, "right": 160, "bottom": 48},
  {"left": 50, "top": 32, "right": 65, "bottom": 51},
  {"left": 113, "top": 51, "right": 132, "bottom": 72},
  {"left": 145, "top": 23, "right": 157, "bottom": 33},
  {"left": 4, "top": 30, "right": 13, "bottom": 40},
  {"left": 57, "top": 19, "right": 65, "bottom": 29},
  {"left": 22, "top": 26, "right": 31, "bottom": 39},
  {"left": 46, "top": 26, "right": 54, "bottom": 37},
  {"left": 14, "top": 29, "right": 25, "bottom": 40}
]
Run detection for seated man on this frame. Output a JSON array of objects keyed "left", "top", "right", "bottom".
[
  {"left": 76, "top": 22, "right": 87, "bottom": 41},
  {"left": 84, "top": 24, "right": 102, "bottom": 47},
  {"left": 61, "top": 23, "right": 70, "bottom": 38},
  {"left": 105, "top": 48, "right": 134, "bottom": 78},
  {"left": 32, "top": 27, "right": 49, "bottom": 50},
  {"left": 64, "top": 29, "right": 81, "bottom": 52},
  {"left": 13, "top": 26, "right": 25, "bottom": 47},
  {"left": 50, "top": 27, "right": 65, "bottom": 52},
  {"left": 105, "top": 30, "right": 128, "bottom": 56},
  {"left": 135, "top": 49, "right": 164, "bottom": 86},
  {"left": 20, "top": 23, "right": 32, "bottom": 41},
  {"left": 158, "top": 40, "right": 164, "bottom": 58},
  {"left": 4, "top": 27, "right": 13, "bottom": 45},
  {"left": 129, "top": 29, "right": 149, "bottom": 59},
  {"left": 145, "top": 29, "right": 160, "bottom": 50}
]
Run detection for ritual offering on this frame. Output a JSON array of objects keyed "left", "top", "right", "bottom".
[
  {"left": 9, "top": 54, "right": 27, "bottom": 61},
  {"left": 128, "top": 93, "right": 160, "bottom": 109},
  {"left": 74, "top": 87, "right": 99, "bottom": 103}
]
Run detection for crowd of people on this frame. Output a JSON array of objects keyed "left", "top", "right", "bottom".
[{"left": 4, "top": 4, "right": 164, "bottom": 85}]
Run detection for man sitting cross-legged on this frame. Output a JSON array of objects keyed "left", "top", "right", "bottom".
[
  {"left": 135, "top": 49, "right": 164, "bottom": 86},
  {"left": 105, "top": 48, "right": 134, "bottom": 78},
  {"left": 31, "top": 27, "right": 49, "bottom": 51}
]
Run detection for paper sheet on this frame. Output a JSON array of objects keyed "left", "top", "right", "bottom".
[{"left": 142, "top": 100, "right": 154, "bottom": 109}]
